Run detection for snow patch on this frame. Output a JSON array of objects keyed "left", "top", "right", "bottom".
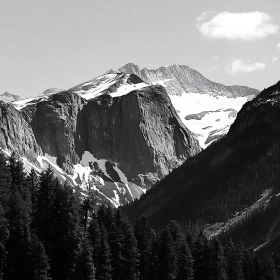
[
  {"left": 44, "top": 153, "right": 57, "bottom": 165},
  {"left": 110, "top": 82, "right": 149, "bottom": 97},
  {"left": 169, "top": 93, "right": 249, "bottom": 148}
]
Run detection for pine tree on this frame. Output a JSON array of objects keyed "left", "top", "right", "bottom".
[
  {"left": 143, "top": 229, "right": 159, "bottom": 280},
  {"left": 111, "top": 209, "right": 126, "bottom": 280},
  {"left": 176, "top": 241, "right": 194, "bottom": 280},
  {"left": 122, "top": 219, "right": 140, "bottom": 280},
  {"left": 158, "top": 228, "right": 178, "bottom": 280},
  {"left": 33, "top": 169, "right": 81, "bottom": 280},
  {"left": 134, "top": 217, "right": 151, "bottom": 280},
  {"left": 80, "top": 182, "right": 96, "bottom": 232},
  {"left": 32, "top": 167, "right": 56, "bottom": 242},
  {"left": 98, "top": 226, "right": 112, "bottom": 280},
  {"left": 193, "top": 233, "right": 209, "bottom": 280},
  {"left": 0, "top": 203, "right": 9, "bottom": 280},
  {"left": 88, "top": 215, "right": 102, "bottom": 274},
  {"left": 4, "top": 187, "right": 31, "bottom": 279},
  {"left": 225, "top": 239, "right": 244, "bottom": 280},
  {"left": 263, "top": 253, "right": 277, "bottom": 280},
  {"left": 0, "top": 151, "right": 9, "bottom": 208},
  {"left": 49, "top": 182, "right": 81, "bottom": 280},
  {"left": 73, "top": 239, "right": 96, "bottom": 280},
  {"left": 214, "top": 240, "right": 228, "bottom": 280},
  {"left": 25, "top": 234, "right": 50, "bottom": 280},
  {"left": 26, "top": 168, "right": 40, "bottom": 216}
]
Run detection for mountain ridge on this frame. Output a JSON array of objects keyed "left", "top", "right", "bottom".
[{"left": 1, "top": 73, "right": 200, "bottom": 207}]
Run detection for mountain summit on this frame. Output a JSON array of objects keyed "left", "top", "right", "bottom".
[
  {"left": 0, "top": 91, "right": 21, "bottom": 103},
  {"left": 112, "top": 63, "right": 260, "bottom": 147},
  {"left": 116, "top": 63, "right": 258, "bottom": 97}
]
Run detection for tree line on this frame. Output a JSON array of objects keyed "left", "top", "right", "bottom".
[{"left": 0, "top": 151, "right": 280, "bottom": 280}]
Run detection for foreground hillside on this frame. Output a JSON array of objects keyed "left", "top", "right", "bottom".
[
  {"left": 124, "top": 80, "right": 280, "bottom": 251},
  {"left": 0, "top": 153, "right": 278, "bottom": 280}
]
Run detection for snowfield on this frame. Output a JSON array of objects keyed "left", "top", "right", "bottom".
[{"left": 170, "top": 93, "right": 254, "bottom": 148}]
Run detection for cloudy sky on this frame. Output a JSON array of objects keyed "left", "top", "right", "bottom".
[{"left": 0, "top": 0, "right": 279, "bottom": 97}]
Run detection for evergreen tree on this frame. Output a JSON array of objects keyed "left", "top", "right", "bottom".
[
  {"left": 214, "top": 240, "right": 228, "bottom": 280},
  {"left": 88, "top": 215, "right": 102, "bottom": 275},
  {"left": 193, "top": 233, "right": 209, "bottom": 280},
  {"left": 0, "top": 203, "right": 9, "bottom": 280},
  {"left": 98, "top": 226, "right": 112, "bottom": 280},
  {"left": 49, "top": 182, "right": 81, "bottom": 280},
  {"left": 73, "top": 239, "right": 96, "bottom": 280},
  {"left": 4, "top": 187, "right": 31, "bottom": 279},
  {"left": 122, "top": 219, "right": 140, "bottom": 280},
  {"left": 25, "top": 234, "right": 50, "bottom": 280},
  {"left": 134, "top": 217, "right": 151, "bottom": 280},
  {"left": 0, "top": 151, "right": 9, "bottom": 208},
  {"left": 143, "top": 229, "right": 159, "bottom": 280},
  {"left": 26, "top": 168, "right": 40, "bottom": 216},
  {"left": 33, "top": 169, "right": 81, "bottom": 280},
  {"left": 176, "top": 241, "right": 194, "bottom": 280},
  {"left": 263, "top": 253, "right": 277, "bottom": 280},
  {"left": 225, "top": 239, "right": 244, "bottom": 280},
  {"left": 32, "top": 167, "right": 56, "bottom": 242},
  {"left": 158, "top": 228, "right": 178, "bottom": 280}
]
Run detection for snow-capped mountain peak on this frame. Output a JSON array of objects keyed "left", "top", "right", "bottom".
[
  {"left": 114, "top": 63, "right": 260, "bottom": 148},
  {"left": 0, "top": 91, "right": 21, "bottom": 103},
  {"left": 69, "top": 72, "right": 149, "bottom": 100}
]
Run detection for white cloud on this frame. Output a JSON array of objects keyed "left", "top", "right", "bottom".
[
  {"left": 272, "top": 56, "right": 278, "bottom": 65},
  {"left": 277, "top": 43, "right": 280, "bottom": 49},
  {"left": 197, "top": 11, "right": 279, "bottom": 41},
  {"left": 227, "top": 59, "right": 266, "bottom": 75}
]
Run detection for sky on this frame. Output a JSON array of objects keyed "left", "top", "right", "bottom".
[{"left": 0, "top": 0, "right": 280, "bottom": 98}]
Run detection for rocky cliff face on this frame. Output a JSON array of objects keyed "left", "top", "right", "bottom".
[
  {"left": 2, "top": 73, "right": 200, "bottom": 207},
  {"left": 76, "top": 85, "right": 199, "bottom": 186},
  {"left": 110, "top": 63, "right": 260, "bottom": 148},
  {"left": 0, "top": 101, "right": 42, "bottom": 162},
  {"left": 22, "top": 91, "right": 85, "bottom": 174}
]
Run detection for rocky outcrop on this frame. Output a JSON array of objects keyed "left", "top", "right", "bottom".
[
  {"left": 22, "top": 91, "right": 85, "bottom": 173},
  {"left": 76, "top": 85, "right": 200, "bottom": 186},
  {"left": 0, "top": 101, "right": 41, "bottom": 161}
]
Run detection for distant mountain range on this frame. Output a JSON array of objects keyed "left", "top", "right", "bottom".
[{"left": 0, "top": 63, "right": 261, "bottom": 208}]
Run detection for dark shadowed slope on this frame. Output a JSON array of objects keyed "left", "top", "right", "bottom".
[{"left": 124, "top": 80, "right": 280, "bottom": 251}]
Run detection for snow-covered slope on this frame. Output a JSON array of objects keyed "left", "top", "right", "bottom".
[
  {"left": 12, "top": 88, "right": 64, "bottom": 110},
  {"left": 112, "top": 63, "right": 259, "bottom": 148},
  {"left": 12, "top": 73, "right": 149, "bottom": 110},
  {"left": 69, "top": 73, "right": 149, "bottom": 100},
  {"left": 170, "top": 93, "right": 250, "bottom": 147}
]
